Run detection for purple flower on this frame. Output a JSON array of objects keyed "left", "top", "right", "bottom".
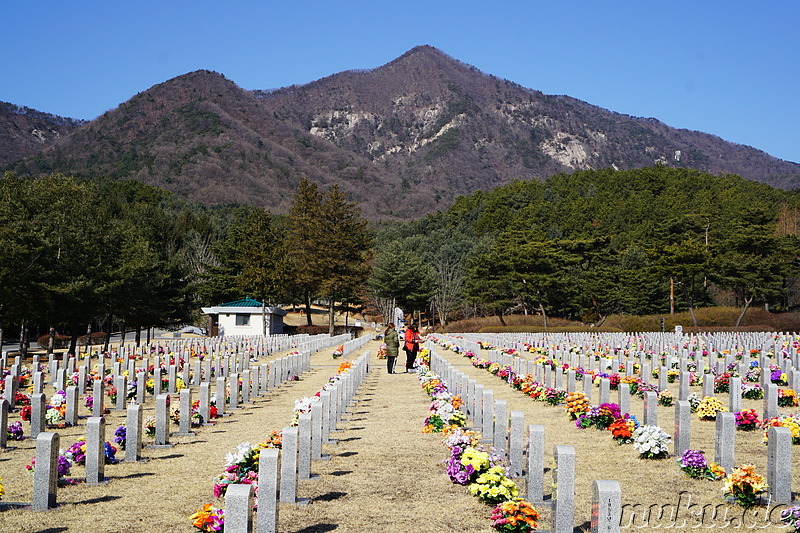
[
  {"left": 57, "top": 455, "right": 71, "bottom": 477},
  {"left": 680, "top": 449, "right": 707, "bottom": 469}
]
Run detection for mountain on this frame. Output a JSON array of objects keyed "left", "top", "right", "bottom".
[
  {"left": 4, "top": 46, "right": 799, "bottom": 218},
  {"left": 0, "top": 102, "right": 85, "bottom": 165}
]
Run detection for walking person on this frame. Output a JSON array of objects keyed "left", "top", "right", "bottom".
[
  {"left": 403, "top": 324, "right": 421, "bottom": 373},
  {"left": 384, "top": 323, "right": 399, "bottom": 374}
]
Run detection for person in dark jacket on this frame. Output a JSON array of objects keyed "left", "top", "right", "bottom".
[{"left": 384, "top": 323, "right": 399, "bottom": 374}]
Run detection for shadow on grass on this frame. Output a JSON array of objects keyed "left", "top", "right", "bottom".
[
  {"left": 74, "top": 495, "right": 121, "bottom": 505},
  {"left": 153, "top": 453, "right": 184, "bottom": 460},
  {"left": 35, "top": 528, "right": 68, "bottom": 533},
  {"left": 328, "top": 470, "right": 352, "bottom": 476},
  {"left": 313, "top": 491, "right": 346, "bottom": 502},
  {"left": 116, "top": 472, "right": 156, "bottom": 480},
  {"left": 293, "top": 525, "right": 337, "bottom": 533},
  {"left": 336, "top": 437, "right": 360, "bottom": 442},
  {"left": 337, "top": 451, "right": 358, "bottom": 457},
  {"left": 347, "top": 427, "right": 365, "bottom": 430}
]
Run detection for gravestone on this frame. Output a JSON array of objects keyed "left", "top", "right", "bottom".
[
  {"left": 553, "top": 445, "right": 576, "bottom": 533},
  {"left": 714, "top": 412, "right": 735, "bottom": 473},
  {"left": 311, "top": 401, "right": 324, "bottom": 460},
  {"left": 225, "top": 483, "right": 254, "bottom": 533},
  {"left": 65, "top": 386, "right": 79, "bottom": 426},
  {"left": 679, "top": 371, "right": 690, "bottom": 401},
  {"left": 493, "top": 400, "right": 507, "bottom": 456},
  {"left": 729, "top": 376, "right": 742, "bottom": 413},
  {"left": 125, "top": 402, "right": 144, "bottom": 462},
  {"left": 230, "top": 372, "right": 240, "bottom": 409},
  {"left": 482, "top": 390, "right": 494, "bottom": 442},
  {"left": 115, "top": 375, "right": 127, "bottom": 411},
  {"left": 527, "top": 425, "right": 544, "bottom": 501},
  {"left": 135, "top": 371, "right": 146, "bottom": 405},
  {"left": 298, "top": 413, "right": 313, "bottom": 480},
  {"left": 764, "top": 384, "right": 778, "bottom": 421},
  {"left": 199, "top": 382, "right": 211, "bottom": 425},
  {"left": 767, "top": 426, "right": 792, "bottom": 503},
  {"left": 591, "top": 480, "right": 621, "bottom": 533},
  {"left": 643, "top": 391, "right": 657, "bottom": 427},
  {"left": 618, "top": 385, "right": 630, "bottom": 416},
  {"left": 92, "top": 378, "right": 104, "bottom": 417},
  {"left": 241, "top": 370, "right": 251, "bottom": 404},
  {"left": 0, "top": 399, "right": 8, "bottom": 448},
  {"left": 177, "top": 388, "right": 194, "bottom": 435},
  {"left": 673, "top": 400, "right": 691, "bottom": 457},
  {"left": 85, "top": 416, "right": 106, "bottom": 484},
  {"left": 702, "top": 375, "right": 714, "bottom": 398},
  {"left": 509, "top": 411, "right": 524, "bottom": 478},
  {"left": 599, "top": 378, "right": 610, "bottom": 405},
  {"left": 31, "top": 393, "right": 46, "bottom": 438},
  {"left": 216, "top": 377, "right": 227, "bottom": 417},
  {"left": 658, "top": 367, "right": 668, "bottom": 391},
  {"left": 279, "top": 426, "right": 298, "bottom": 503},
  {"left": 155, "top": 394, "right": 170, "bottom": 446},
  {"left": 32, "top": 432, "right": 59, "bottom": 509},
  {"left": 257, "top": 448, "right": 279, "bottom": 533}
]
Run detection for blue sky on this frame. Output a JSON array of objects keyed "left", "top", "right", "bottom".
[{"left": 3, "top": 1, "right": 798, "bottom": 163}]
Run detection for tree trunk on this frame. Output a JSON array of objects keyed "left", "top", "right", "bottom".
[
  {"left": 735, "top": 295, "right": 754, "bottom": 327},
  {"left": 328, "top": 299, "right": 335, "bottom": 336},
  {"left": 688, "top": 305, "right": 698, "bottom": 328},
  {"left": 135, "top": 327, "right": 141, "bottom": 346},
  {"left": 146, "top": 327, "right": 151, "bottom": 345},
  {"left": 102, "top": 314, "right": 112, "bottom": 353},
  {"left": 120, "top": 321, "right": 127, "bottom": 344},
  {"left": 539, "top": 303, "right": 548, "bottom": 329},
  {"left": 68, "top": 324, "right": 81, "bottom": 356},
  {"left": 305, "top": 293, "right": 314, "bottom": 327},
  {"left": 496, "top": 309, "right": 507, "bottom": 327},
  {"left": 262, "top": 301, "right": 268, "bottom": 336},
  {"left": 47, "top": 326, "right": 56, "bottom": 355},
  {"left": 19, "top": 320, "right": 28, "bottom": 358}
]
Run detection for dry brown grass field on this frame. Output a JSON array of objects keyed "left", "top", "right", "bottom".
[{"left": 0, "top": 339, "right": 797, "bottom": 532}]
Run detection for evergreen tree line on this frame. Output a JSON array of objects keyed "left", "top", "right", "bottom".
[
  {"left": 3, "top": 166, "right": 798, "bottom": 348},
  {"left": 369, "top": 167, "right": 800, "bottom": 327},
  {"left": 0, "top": 172, "right": 371, "bottom": 353}
]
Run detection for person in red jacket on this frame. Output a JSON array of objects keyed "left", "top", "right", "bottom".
[{"left": 403, "top": 324, "right": 421, "bottom": 373}]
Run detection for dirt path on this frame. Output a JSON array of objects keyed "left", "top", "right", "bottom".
[{"left": 279, "top": 341, "right": 488, "bottom": 532}]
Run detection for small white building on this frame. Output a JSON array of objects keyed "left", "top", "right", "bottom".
[{"left": 201, "top": 298, "right": 287, "bottom": 336}]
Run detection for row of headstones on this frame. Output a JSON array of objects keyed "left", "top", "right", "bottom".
[
  {"left": 23, "top": 348, "right": 338, "bottom": 512},
  {"left": 220, "top": 351, "right": 371, "bottom": 533},
  {"left": 433, "top": 342, "right": 796, "bottom": 510},
  {"left": 339, "top": 333, "right": 371, "bottom": 358},
  {"left": 437, "top": 334, "right": 795, "bottom": 424},
  {"left": 0, "top": 351, "right": 312, "bottom": 447},
  {"left": 461, "top": 331, "right": 798, "bottom": 362},
  {"left": 428, "top": 346, "right": 621, "bottom": 533},
  {"left": 478, "top": 331, "right": 800, "bottom": 380}
]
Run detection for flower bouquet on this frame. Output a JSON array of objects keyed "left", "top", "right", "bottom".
[
  {"left": 114, "top": 425, "right": 127, "bottom": 450},
  {"left": 761, "top": 414, "right": 800, "bottom": 444},
  {"left": 544, "top": 388, "right": 566, "bottom": 406},
  {"left": 714, "top": 373, "right": 731, "bottom": 393},
  {"left": 332, "top": 345, "right": 344, "bottom": 359},
  {"left": 632, "top": 425, "right": 671, "bottom": 459},
  {"left": 27, "top": 454, "right": 72, "bottom": 478},
  {"left": 780, "top": 506, "right": 800, "bottom": 532},
  {"left": 734, "top": 409, "right": 760, "bottom": 431},
  {"left": 468, "top": 465, "right": 520, "bottom": 504},
  {"left": 190, "top": 503, "right": 224, "bottom": 532},
  {"left": 376, "top": 343, "right": 387, "bottom": 359},
  {"left": 696, "top": 397, "right": 728, "bottom": 421},
  {"left": 608, "top": 415, "right": 638, "bottom": 445},
  {"left": 576, "top": 403, "right": 620, "bottom": 430},
  {"left": 741, "top": 383, "right": 764, "bottom": 400},
  {"left": 489, "top": 499, "right": 540, "bottom": 532},
  {"left": 658, "top": 390, "right": 674, "bottom": 407},
  {"left": 722, "top": 464, "right": 767, "bottom": 507},
  {"left": 564, "top": 392, "right": 590, "bottom": 419},
  {"left": 667, "top": 369, "right": 680, "bottom": 383},
  {"left": 778, "top": 389, "right": 799, "bottom": 407},
  {"left": 212, "top": 441, "right": 263, "bottom": 498},
  {"left": 6, "top": 421, "right": 24, "bottom": 441},
  {"left": 677, "top": 449, "right": 725, "bottom": 480},
  {"left": 143, "top": 416, "right": 156, "bottom": 438}
]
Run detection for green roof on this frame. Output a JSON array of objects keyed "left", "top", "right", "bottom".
[{"left": 220, "top": 298, "right": 264, "bottom": 307}]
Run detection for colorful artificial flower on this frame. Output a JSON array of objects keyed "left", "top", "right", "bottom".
[
  {"left": 778, "top": 389, "right": 799, "bottom": 407},
  {"left": 632, "top": 425, "right": 671, "bottom": 459},
  {"left": 489, "top": 498, "right": 540, "bottom": 532},
  {"left": 657, "top": 390, "right": 674, "bottom": 407},
  {"left": 190, "top": 503, "right": 224, "bottom": 532},
  {"left": 780, "top": 505, "right": 800, "bottom": 532},
  {"left": 695, "top": 396, "right": 728, "bottom": 421},
  {"left": 564, "top": 391, "right": 590, "bottom": 419},
  {"left": 761, "top": 414, "right": 800, "bottom": 445},
  {"left": 734, "top": 409, "right": 760, "bottom": 431},
  {"left": 722, "top": 464, "right": 768, "bottom": 507}
]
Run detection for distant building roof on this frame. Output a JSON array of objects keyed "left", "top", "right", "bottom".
[{"left": 220, "top": 298, "right": 264, "bottom": 307}]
